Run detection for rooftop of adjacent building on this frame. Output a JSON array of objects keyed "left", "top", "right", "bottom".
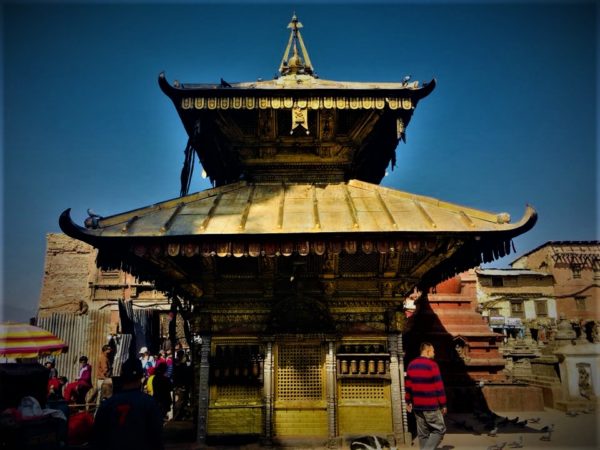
[{"left": 511, "top": 240, "right": 600, "bottom": 266}]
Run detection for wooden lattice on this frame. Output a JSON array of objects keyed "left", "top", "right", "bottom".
[
  {"left": 339, "top": 253, "right": 379, "bottom": 274},
  {"left": 340, "top": 379, "right": 385, "bottom": 400},
  {"left": 216, "top": 384, "right": 262, "bottom": 401},
  {"left": 277, "top": 344, "right": 323, "bottom": 400}
]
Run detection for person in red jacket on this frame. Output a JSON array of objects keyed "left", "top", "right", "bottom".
[{"left": 405, "top": 342, "right": 447, "bottom": 450}]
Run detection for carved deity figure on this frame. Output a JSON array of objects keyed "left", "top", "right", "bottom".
[{"left": 577, "top": 363, "right": 593, "bottom": 399}]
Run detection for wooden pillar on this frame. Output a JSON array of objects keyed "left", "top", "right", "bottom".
[
  {"left": 388, "top": 333, "right": 408, "bottom": 446},
  {"left": 326, "top": 340, "right": 338, "bottom": 443},
  {"left": 196, "top": 335, "right": 211, "bottom": 445},
  {"left": 262, "top": 340, "right": 275, "bottom": 444}
]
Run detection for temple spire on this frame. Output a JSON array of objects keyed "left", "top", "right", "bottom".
[{"left": 278, "top": 13, "right": 314, "bottom": 76}]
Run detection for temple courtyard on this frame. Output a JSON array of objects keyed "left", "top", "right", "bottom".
[{"left": 163, "top": 406, "right": 599, "bottom": 449}]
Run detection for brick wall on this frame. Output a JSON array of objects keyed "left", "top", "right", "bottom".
[{"left": 38, "top": 233, "right": 95, "bottom": 315}]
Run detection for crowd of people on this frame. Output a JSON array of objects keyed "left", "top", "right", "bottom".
[
  {"left": 43, "top": 344, "right": 193, "bottom": 417},
  {"left": 37, "top": 342, "right": 194, "bottom": 448}
]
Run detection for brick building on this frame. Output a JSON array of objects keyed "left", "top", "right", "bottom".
[{"left": 511, "top": 241, "right": 599, "bottom": 338}]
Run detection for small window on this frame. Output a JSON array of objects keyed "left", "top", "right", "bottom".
[
  {"left": 488, "top": 308, "right": 501, "bottom": 317},
  {"left": 510, "top": 301, "right": 524, "bottom": 318},
  {"left": 101, "top": 269, "right": 119, "bottom": 278},
  {"left": 571, "top": 264, "right": 582, "bottom": 279},
  {"left": 575, "top": 296, "right": 587, "bottom": 311},
  {"left": 491, "top": 276, "right": 503, "bottom": 287},
  {"left": 535, "top": 300, "right": 548, "bottom": 317}
]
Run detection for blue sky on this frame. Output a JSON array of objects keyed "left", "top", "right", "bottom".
[{"left": 2, "top": 1, "right": 597, "bottom": 321}]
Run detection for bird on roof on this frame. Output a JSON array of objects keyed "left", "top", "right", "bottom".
[
  {"left": 488, "top": 425, "right": 498, "bottom": 437},
  {"left": 220, "top": 78, "right": 232, "bottom": 88},
  {"left": 527, "top": 417, "right": 540, "bottom": 423},
  {"left": 401, "top": 75, "right": 411, "bottom": 85},
  {"left": 84, "top": 208, "right": 103, "bottom": 229}
]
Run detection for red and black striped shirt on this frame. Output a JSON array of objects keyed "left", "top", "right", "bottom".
[{"left": 405, "top": 356, "right": 447, "bottom": 411}]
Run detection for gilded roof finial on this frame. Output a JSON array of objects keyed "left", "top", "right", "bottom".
[{"left": 278, "top": 13, "right": 314, "bottom": 76}]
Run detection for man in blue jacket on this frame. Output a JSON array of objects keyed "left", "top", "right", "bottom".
[{"left": 93, "top": 357, "right": 164, "bottom": 450}]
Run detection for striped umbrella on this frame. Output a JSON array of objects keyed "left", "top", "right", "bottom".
[{"left": 0, "top": 322, "right": 68, "bottom": 358}]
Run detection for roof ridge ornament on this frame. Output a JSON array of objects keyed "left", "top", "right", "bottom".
[{"left": 278, "top": 13, "right": 314, "bottom": 77}]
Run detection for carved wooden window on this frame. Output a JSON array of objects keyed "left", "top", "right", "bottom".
[
  {"left": 339, "top": 253, "right": 379, "bottom": 275},
  {"left": 340, "top": 379, "right": 385, "bottom": 400},
  {"left": 491, "top": 276, "right": 503, "bottom": 287},
  {"left": 276, "top": 344, "right": 323, "bottom": 400},
  {"left": 575, "top": 296, "right": 587, "bottom": 311},
  {"left": 510, "top": 301, "right": 524, "bottom": 318},
  {"left": 534, "top": 300, "right": 548, "bottom": 317},
  {"left": 99, "top": 269, "right": 120, "bottom": 281}
]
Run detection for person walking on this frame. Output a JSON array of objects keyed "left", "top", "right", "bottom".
[
  {"left": 92, "top": 358, "right": 164, "bottom": 450},
  {"left": 152, "top": 362, "right": 172, "bottom": 420},
  {"left": 405, "top": 342, "right": 447, "bottom": 450}
]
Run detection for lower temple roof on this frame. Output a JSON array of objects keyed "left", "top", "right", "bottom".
[
  {"left": 61, "top": 180, "right": 535, "bottom": 239},
  {"left": 59, "top": 180, "right": 536, "bottom": 298}
]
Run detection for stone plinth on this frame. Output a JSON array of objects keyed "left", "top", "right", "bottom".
[
  {"left": 482, "top": 384, "right": 545, "bottom": 411},
  {"left": 554, "top": 342, "right": 600, "bottom": 401}
]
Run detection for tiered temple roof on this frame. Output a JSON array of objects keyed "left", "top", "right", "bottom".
[{"left": 59, "top": 14, "right": 536, "bottom": 303}]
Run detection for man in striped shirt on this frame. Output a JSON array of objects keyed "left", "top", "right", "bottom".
[{"left": 405, "top": 342, "right": 447, "bottom": 449}]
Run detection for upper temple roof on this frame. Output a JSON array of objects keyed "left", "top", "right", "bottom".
[{"left": 159, "top": 14, "right": 436, "bottom": 191}]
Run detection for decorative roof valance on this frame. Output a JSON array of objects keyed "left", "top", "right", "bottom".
[{"left": 181, "top": 96, "right": 413, "bottom": 111}]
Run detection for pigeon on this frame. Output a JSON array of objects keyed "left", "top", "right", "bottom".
[
  {"left": 527, "top": 417, "right": 540, "bottom": 423},
  {"left": 487, "top": 442, "right": 506, "bottom": 450},
  {"left": 515, "top": 419, "right": 528, "bottom": 428},
  {"left": 401, "top": 75, "right": 411, "bottom": 85},
  {"left": 509, "top": 416, "right": 520, "bottom": 424},
  {"left": 507, "top": 436, "right": 524, "bottom": 448},
  {"left": 497, "top": 416, "right": 510, "bottom": 427},
  {"left": 488, "top": 426, "right": 499, "bottom": 437},
  {"left": 220, "top": 78, "right": 232, "bottom": 88},
  {"left": 539, "top": 424, "right": 554, "bottom": 442},
  {"left": 85, "top": 208, "right": 103, "bottom": 229}
]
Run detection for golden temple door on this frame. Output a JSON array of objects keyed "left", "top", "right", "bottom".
[{"left": 273, "top": 342, "right": 328, "bottom": 438}]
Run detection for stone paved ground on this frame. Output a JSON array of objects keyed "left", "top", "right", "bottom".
[{"left": 164, "top": 406, "right": 599, "bottom": 449}]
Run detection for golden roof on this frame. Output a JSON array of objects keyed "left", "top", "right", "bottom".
[{"left": 61, "top": 180, "right": 535, "bottom": 239}]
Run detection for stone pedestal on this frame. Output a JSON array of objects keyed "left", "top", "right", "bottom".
[{"left": 554, "top": 342, "right": 600, "bottom": 402}]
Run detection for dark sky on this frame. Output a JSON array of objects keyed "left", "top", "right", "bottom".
[{"left": 2, "top": 1, "right": 597, "bottom": 321}]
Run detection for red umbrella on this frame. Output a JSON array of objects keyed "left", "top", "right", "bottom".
[{"left": 0, "top": 322, "right": 68, "bottom": 358}]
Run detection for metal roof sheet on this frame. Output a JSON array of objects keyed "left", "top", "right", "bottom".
[
  {"left": 475, "top": 268, "right": 551, "bottom": 277},
  {"left": 66, "top": 180, "right": 535, "bottom": 238}
]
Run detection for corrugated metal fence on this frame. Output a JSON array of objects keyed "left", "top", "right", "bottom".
[
  {"left": 37, "top": 306, "right": 157, "bottom": 382},
  {"left": 37, "top": 310, "right": 111, "bottom": 382}
]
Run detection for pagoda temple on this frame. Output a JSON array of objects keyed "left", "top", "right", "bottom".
[{"left": 59, "top": 15, "right": 536, "bottom": 448}]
